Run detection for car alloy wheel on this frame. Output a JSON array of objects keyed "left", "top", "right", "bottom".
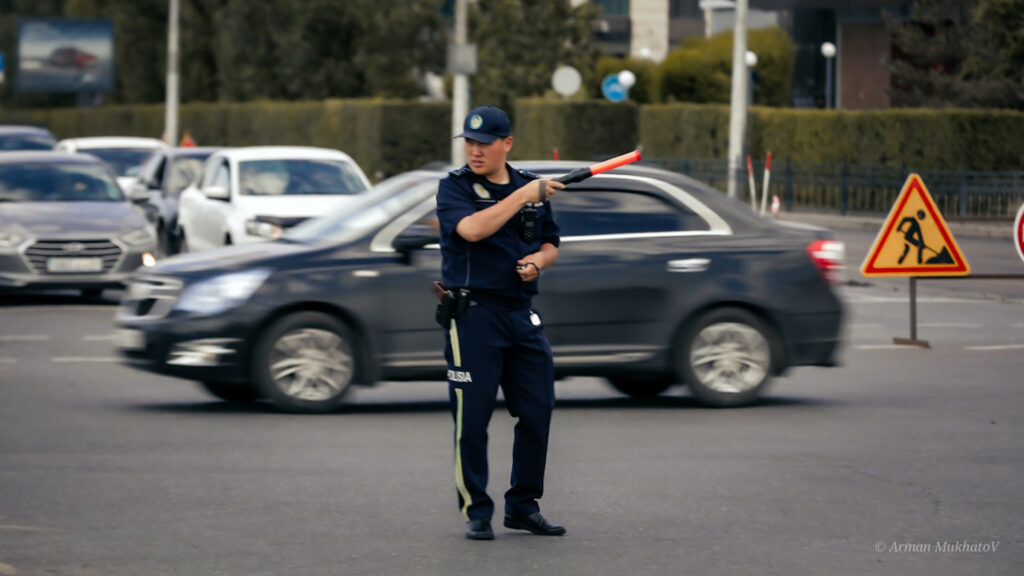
[
  {"left": 681, "top": 308, "right": 775, "bottom": 407},
  {"left": 254, "top": 312, "right": 358, "bottom": 413}
]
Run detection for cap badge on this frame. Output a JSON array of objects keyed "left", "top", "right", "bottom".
[
  {"left": 469, "top": 114, "right": 483, "bottom": 130},
  {"left": 472, "top": 183, "right": 491, "bottom": 199}
]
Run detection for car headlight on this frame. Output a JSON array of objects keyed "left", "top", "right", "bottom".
[
  {"left": 0, "top": 229, "right": 27, "bottom": 249},
  {"left": 174, "top": 269, "right": 272, "bottom": 316},
  {"left": 122, "top": 227, "right": 155, "bottom": 246},
  {"left": 245, "top": 219, "right": 283, "bottom": 240}
]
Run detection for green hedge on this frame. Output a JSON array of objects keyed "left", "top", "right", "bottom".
[
  {"left": 658, "top": 27, "right": 794, "bottom": 107},
  {"left": 0, "top": 99, "right": 451, "bottom": 179},
  {"left": 642, "top": 104, "right": 1024, "bottom": 170},
  {"left": 514, "top": 98, "right": 638, "bottom": 161}
]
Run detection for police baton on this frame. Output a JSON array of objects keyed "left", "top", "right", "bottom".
[{"left": 553, "top": 149, "right": 642, "bottom": 185}]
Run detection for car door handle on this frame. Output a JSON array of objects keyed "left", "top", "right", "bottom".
[{"left": 666, "top": 258, "right": 710, "bottom": 273}]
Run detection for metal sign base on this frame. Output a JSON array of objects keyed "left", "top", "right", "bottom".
[{"left": 893, "top": 277, "right": 931, "bottom": 348}]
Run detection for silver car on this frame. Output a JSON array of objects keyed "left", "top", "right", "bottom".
[{"left": 0, "top": 152, "right": 158, "bottom": 298}]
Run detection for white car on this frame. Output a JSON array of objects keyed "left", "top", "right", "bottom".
[
  {"left": 55, "top": 136, "right": 168, "bottom": 190},
  {"left": 176, "top": 146, "right": 372, "bottom": 253}
]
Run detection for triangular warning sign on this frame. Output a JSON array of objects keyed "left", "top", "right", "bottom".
[{"left": 861, "top": 174, "right": 970, "bottom": 277}]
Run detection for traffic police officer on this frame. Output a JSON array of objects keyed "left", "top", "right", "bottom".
[{"left": 436, "top": 105, "right": 567, "bottom": 540}]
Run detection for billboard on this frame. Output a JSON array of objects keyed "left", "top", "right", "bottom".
[{"left": 17, "top": 19, "right": 114, "bottom": 93}]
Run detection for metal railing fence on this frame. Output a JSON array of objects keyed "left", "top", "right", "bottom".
[{"left": 643, "top": 157, "right": 1024, "bottom": 219}]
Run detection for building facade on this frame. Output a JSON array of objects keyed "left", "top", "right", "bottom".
[{"left": 586, "top": 0, "right": 911, "bottom": 109}]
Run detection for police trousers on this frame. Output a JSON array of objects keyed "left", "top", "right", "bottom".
[{"left": 444, "top": 298, "right": 556, "bottom": 522}]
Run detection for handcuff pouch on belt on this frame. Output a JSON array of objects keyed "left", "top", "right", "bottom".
[{"left": 433, "top": 282, "right": 471, "bottom": 327}]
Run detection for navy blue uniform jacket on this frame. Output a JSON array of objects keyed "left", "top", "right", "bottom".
[{"left": 436, "top": 164, "right": 560, "bottom": 302}]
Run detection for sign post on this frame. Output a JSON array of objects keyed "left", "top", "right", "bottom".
[{"left": 861, "top": 174, "right": 971, "bottom": 347}]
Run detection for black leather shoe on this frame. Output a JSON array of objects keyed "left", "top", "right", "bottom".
[
  {"left": 465, "top": 518, "right": 494, "bottom": 540},
  {"left": 503, "top": 512, "right": 566, "bottom": 536}
]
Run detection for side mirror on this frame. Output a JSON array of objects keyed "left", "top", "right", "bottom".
[
  {"left": 129, "top": 186, "right": 151, "bottom": 203},
  {"left": 203, "top": 185, "right": 229, "bottom": 200},
  {"left": 393, "top": 224, "right": 439, "bottom": 253}
]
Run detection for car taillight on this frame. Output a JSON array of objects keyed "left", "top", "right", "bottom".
[{"left": 807, "top": 240, "right": 845, "bottom": 285}]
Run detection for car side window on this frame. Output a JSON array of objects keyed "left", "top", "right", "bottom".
[
  {"left": 211, "top": 162, "right": 230, "bottom": 190},
  {"left": 554, "top": 189, "right": 710, "bottom": 237}
]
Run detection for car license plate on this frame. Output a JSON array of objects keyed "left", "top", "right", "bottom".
[
  {"left": 46, "top": 257, "right": 103, "bottom": 273},
  {"left": 115, "top": 328, "right": 145, "bottom": 350}
]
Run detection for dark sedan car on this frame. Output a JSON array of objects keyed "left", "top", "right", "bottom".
[
  {"left": 0, "top": 152, "right": 158, "bottom": 297},
  {"left": 129, "top": 147, "right": 221, "bottom": 255},
  {"left": 115, "top": 163, "right": 844, "bottom": 412}
]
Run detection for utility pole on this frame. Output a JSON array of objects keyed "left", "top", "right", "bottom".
[
  {"left": 164, "top": 0, "right": 180, "bottom": 147},
  {"left": 726, "top": 0, "right": 749, "bottom": 200},
  {"left": 450, "top": 0, "right": 470, "bottom": 167}
]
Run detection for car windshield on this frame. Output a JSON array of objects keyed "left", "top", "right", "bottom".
[
  {"left": 84, "top": 147, "right": 158, "bottom": 177},
  {"left": 285, "top": 172, "right": 437, "bottom": 245},
  {"left": 238, "top": 159, "right": 368, "bottom": 196},
  {"left": 0, "top": 134, "right": 55, "bottom": 151},
  {"left": 0, "top": 163, "right": 125, "bottom": 202},
  {"left": 167, "top": 156, "right": 209, "bottom": 194}
]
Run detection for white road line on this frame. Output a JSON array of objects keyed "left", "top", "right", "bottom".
[
  {"left": 844, "top": 296, "right": 995, "bottom": 304},
  {"left": 82, "top": 334, "right": 116, "bottom": 341},
  {"left": 965, "top": 344, "right": 1024, "bottom": 351},
  {"left": 51, "top": 357, "right": 120, "bottom": 363},
  {"left": 0, "top": 358, "right": 17, "bottom": 364},
  {"left": 848, "top": 323, "right": 885, "bottom": 329},
  {"left": 1014, "top": 324, "right": 1024, "bottom": 328},
  {"left": 919, "top": 323, "right": 981, "bottom": 328},
  {"left": 0, "top": 335, "right": 49, "bottom": 342},
  {"left": 854, "top": 345, "right": 912, "bottom": 350}
]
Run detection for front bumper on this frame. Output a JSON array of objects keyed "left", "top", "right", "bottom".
[
  {"left": 0, "top": 238, "right": 157, "bottom": 291},
  {"left": 114, "top": 276, "right": 262, "bottom": 383}
]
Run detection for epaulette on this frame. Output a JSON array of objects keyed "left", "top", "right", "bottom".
[
  {"left": 448, "top": 166, "right": 472, "bottom": 177},
  {"left": 517, "top": 169, "right": 542, "bottom": 180}
]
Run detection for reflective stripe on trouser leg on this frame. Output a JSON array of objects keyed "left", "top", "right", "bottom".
[
  {"left": 449, "top": 318, "right": 461, "bottom": 367},
  {"left": 454, "top": 387, "right": 472, "bottom": 520}
]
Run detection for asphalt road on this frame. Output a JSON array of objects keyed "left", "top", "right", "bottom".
[{"left": 0, "top": 233, "right": 1022, "bottom": 576}]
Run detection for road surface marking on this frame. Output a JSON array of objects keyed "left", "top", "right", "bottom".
[
  {"left": 0, "top": 359, "right": 16, "bottom": 365},
  {"left": 919, "top": 323, "right": 981, "bottom": 328},
  {"left": 0, "top": 523, "right": 63, "bottom": 533},
  {"left": 854, "top": 345, "right": 911, "bottom": 350},
  {"left": 0, "top": 335, "right": 49, "bottom": 342},
  {"left": 51, "top": 357, "right": 120, "bottom": 363},
  {"left": 82, "top": 334, "right": 117, "bottom": 341},
  {"left": 848, "top": 323, "right": 884, "bottom": 329},
  {"left": 965, "top": 344, "right": 1024, "bottom": 351}
]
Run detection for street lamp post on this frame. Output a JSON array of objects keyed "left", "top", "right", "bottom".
[
  {"left": 821, "top": 41, "right": 836, "bottom": 109},
  {"left": 745, "top": 50, "right": 758, "bottom": 107}
]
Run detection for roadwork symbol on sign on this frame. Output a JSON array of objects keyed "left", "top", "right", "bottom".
[{"left": 861, "top": 173, "right": 970, "bottom": 277}]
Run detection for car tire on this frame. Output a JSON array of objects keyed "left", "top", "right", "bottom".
[
  {"left": 608, "top": 375, "right": 674, "bottom": 398},
  {"left": 252, "top": 312, "right": 357, "bottom": 414},
  {"left": 198, "top": 380, "right": 259, "bottom": 403},
  {"left": 679, "top": 307, "right": 776, "bottom": 407}
]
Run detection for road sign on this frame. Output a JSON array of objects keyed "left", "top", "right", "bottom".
[
  {"left": 1014, "top": 203, "right": 1024, "bottom": 264},
  {"left": 861, "top": 173, "right": 970, "bottom": 277},
  {"left": 601, "top": 74, "right": 627, "bottom": 102}
]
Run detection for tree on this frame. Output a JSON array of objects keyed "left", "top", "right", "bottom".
[
  {"left": 468, "top": 0, "right": 600, "bottom": 114},
  {"left": 887, "top": 0, "right": 1024, "bottom": 109}
]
